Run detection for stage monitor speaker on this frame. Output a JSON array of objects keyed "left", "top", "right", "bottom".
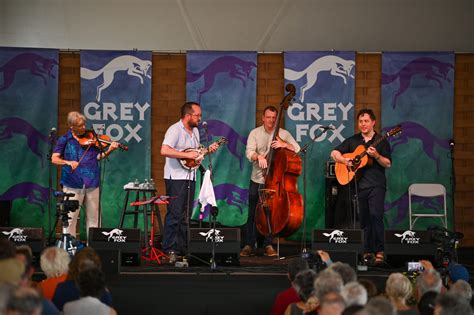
[
  {"left": 88, "top": 228, "right": 141, "bottom": 266},
  {"left": 0, "top": 227, "right": 44, "bottom": 253},
  {"left": 188, "top": 228, "right": 240, "bottom": 266},
  {"left": 95, "top": 249, "right": 120, "bottom": 275},
  {"left": 312, "top": 229, "right": 364, "bottom": 255},
  {"left": 384, "top": 230, "right": 436, "bottom": 267}
]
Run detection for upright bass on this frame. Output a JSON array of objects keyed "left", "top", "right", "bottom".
[{"left": 255, "top": 84, "right": 304, "bottom": 237}]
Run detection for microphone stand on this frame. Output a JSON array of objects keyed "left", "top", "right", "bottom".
[
  {"left": 203, "top": 123, "right": 215, "bottom": 227},
  {"left": 91, "top": 128, "right": 107, "bottom": 228},
  {"left": 449, "top": 140, "right": 455, "bottom": 228},
  {"left": 298, "top": 126, "right": 332, "bottom": 256},
  {"left": 47, "top": 130, "right": 57, "bottom": 245}
]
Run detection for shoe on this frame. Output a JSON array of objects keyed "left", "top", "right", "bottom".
[
  {"left": 240, "top": 245, "right": 253, "bottom": 257},
  {"left": 264, "top": 245, "right": 278, "bottom": 257},
  {"left": 375, "top": 251, "right": 385, "bottom": 265}
]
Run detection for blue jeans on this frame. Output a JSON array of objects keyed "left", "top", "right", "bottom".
[
  {"left": 241, "top": 180, "right": 273, "bottom": 248},
  {"left": 162, "top": 179, "right": 195, "bottom": 254}
]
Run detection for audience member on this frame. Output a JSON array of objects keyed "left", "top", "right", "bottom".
[
  {"left": 271, "top": 258, "right": 309, "bottom": 315},
  {"left": 329, "top": 262, "right": 357, "bottom": 284},
  {"left": 417, "top": 291, "right": 438, "bottom": 315},
  {"left": 63, "top": 267, "right": 117, "bottom": 315},
  {"left": 52, "top": 247, "right": 112, "bottom": 311},
  {"left": 447, "top": 263, "right": 470, "bottom": 287},
  {"left": 362, "top": 296, "right": 396, "bottom": 315},
  {"left": 38, "top": 247, "right": 70, "bottom": 300},
  {"left": 416, "top": 269, "right": 443, "bottom": 299},
  {"left": 313, "top": 269, "right": 344, "bottom": 301},
  {"left": 434, "top": 292, "right": 471, "bottom": 315},
  {"left": 318, "top": 292, "right": 346, "bottom": 315},
  {"left": 341, "top": 281, "right": 368, "bottom": 307},
  {"left": 6, "top": 286, "right": 43, "bottom": 315},
  {"left": 449, "top": 279, "right": 472, "bottom": 303},
  {"left": 284, "top": 269, "right": 318, "bottom": 315},
  {"left": 342, "top": 304, "right": 364, "bottom": 315},
  {"left": 385, "top": 273, "right": 416, "bottom": 315}
]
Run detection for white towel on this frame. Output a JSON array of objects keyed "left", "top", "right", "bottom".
[{"left": 198, "top": 170, "right": 217, "bottom": 216}]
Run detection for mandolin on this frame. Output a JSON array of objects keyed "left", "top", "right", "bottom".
[
  {"left": 179, "top": 137, "right": 228, "bottom": 170},
  {"left": 335, "top": 125, "right": 402, "bottom": 185}
]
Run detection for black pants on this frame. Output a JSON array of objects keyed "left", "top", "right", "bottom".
[
  {"left": 241, "top": 180, "right": 272, "bottom": 248},
  {"left": 358, "top": 186, "right": 386, "bottom": 253},
  {"left": 162, "top": 179, "right": 195, "bottom": 254}
]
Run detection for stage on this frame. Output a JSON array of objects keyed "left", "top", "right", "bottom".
[{"left": 82, "top": 244, "right": 474, "bottom": 315}]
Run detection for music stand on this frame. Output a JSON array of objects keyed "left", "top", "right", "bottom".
[{"left": 130, "top": 196, "right": 172, "bottom": 264}]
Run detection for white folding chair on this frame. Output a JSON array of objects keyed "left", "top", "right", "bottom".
[{"left": 408, "top": 183, "right": 447, "bottom": 229}]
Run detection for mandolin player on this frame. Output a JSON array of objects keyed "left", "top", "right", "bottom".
[
  {"left": 330, "top": 109, "right": 392, "bottom": 265},
  {"left": 160, "top": 102, "right": 218, "bottom": 263}
]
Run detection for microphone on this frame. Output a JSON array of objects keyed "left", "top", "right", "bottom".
[
  {"left": 449, "top": 139, "right": 455, "bottom": 149},
  {"left": 53, "top": 191, "right": 75, "bottom": 198},
  {"left": 202, "top": 121, "right": 208, "bottom": 129},
  {"left": 320, "top": 125, "right": 335, "bottom": 130},
  {"left": 49, "top": 127, "right": 57, "bottom": 137}
]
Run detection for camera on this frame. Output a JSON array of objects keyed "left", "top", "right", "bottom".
[
  {"left": 407, "top": 261, "right": 424, "bottom": 272},
  {"left": 54, "top": 191, "right": 79, "bottom": 215}
]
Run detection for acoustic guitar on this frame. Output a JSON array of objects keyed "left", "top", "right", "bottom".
[
  {"left": 335, "top": 126, "right": 402, "bottom": 185},
  {"left": 179, "top": 137, "right": 228, "bottom": 170}
]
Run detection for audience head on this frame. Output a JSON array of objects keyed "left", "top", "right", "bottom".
[
  {"left": 449, "top": 279, "right": 472, "bottom": 303},
  {"left": 0, "top": 283, "right": 15, "bottom": 314},
  {"left": 357, "top": 278, "right": 379, "bottom": 298},
  {"left": 447, "top": 263, "right": 470, "bottom": 285},
  {"left": 0, "top": 239, "right": 17, "bottom": 259},
  {"left": 6, "top": 286, "right": 42, "bottom": 315},
  {"left": 314, "top": 268, "right": 344, "bottom": 301},
  {"left": 292, "top": 269, "right": 317, "bottom": 302},
  {"left": 417, "top": 269, "right": 442, "bottom": 297},
  {"left": 341, "top": 281, "right": 368, "bottom": 307},
  {"left": 76, "top": 267, "right": 107, "bottom": 298},
  {"left": 342, "top": 304, "right": 364, "bottom": 315},
  {"left": 362, "top": 296, "right": 396, "bottom": 315},
  {"left": 418, "top": 291, "right": 438, "bottom": 315},
  {"left": 385, "top": 272, "right": 413, "bottom": 303},
  {"left": 318, "top": 292, "right": 346, "bottom": 315},
  {"left": 329, "top": 262, "right": 357, "bottom": 284},
  {"left": 40, "top": 247, "right": 70, "bottom": 278},
  {"left": 288, "top": 258, "right": 309, "bottom": 282},
  {"left": 15, "top": 245, "right": 34, "bottom": 282},
  {"left": 434, "top": 292, "right": 471, "bottom": 315},
  {"left": 68, "top": 247, "right": 102, "bottom": 281}
]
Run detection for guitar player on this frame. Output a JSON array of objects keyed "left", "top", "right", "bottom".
[
  {"left": 160, "top": 102, "right": 218, "bottom": 263},
  {"left": 330, "top": 109, "right": 392, "bottom": 265}
]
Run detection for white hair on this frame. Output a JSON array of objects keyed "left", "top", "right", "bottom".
[
  {"left": 40, "top": 247, "right": 70, "bottom": 278},
  {"left": 341, "top": 281, "right": 368, "bottom": 306},
  {"left": 67, "top": 111, "right": 86, "bottom": 127},
  {"left": 450, "top": 279, "right": 473, "bottom": 302},
  {"left": 416, "top": 268, "right": 442, "bottom": 295},
  {"left": 386, "top": 273, "right": 413, "bottom": 302}
]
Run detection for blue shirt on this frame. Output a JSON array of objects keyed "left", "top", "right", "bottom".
[
  {"left": 53, "top": 130, "right": 101, "bottom": 189},
  {"left": 162, "top": 120, "right": 200, "bottom": 180}
]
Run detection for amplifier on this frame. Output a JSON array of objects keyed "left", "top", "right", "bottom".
[
  {"left": 0, "top": 227, "right": 44, "bottom": 253},
  {"left": 188, "top": 228, "right": 240, "bottom": 266},
  {"left": 312, "top": 229, "right": 364, "bottom": 254},
  {"left": 384, "top": 230, "right": 436, "bottom": 255},
  {"left": 88, "top": 228, "right": 141, "bottom": 266}
]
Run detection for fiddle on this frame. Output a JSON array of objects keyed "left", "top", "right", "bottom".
[{"left": 76, "top": 130, "right": 128, "bottom": 151}]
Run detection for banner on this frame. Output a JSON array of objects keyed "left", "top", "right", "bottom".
[
  {"left": 187, "top": 51, "right": 257, "bottom": 226},
  {"left": 381, "top": 52, "right": 454, "bottom": 229},
  {"left": 284, "top": 51, "right": 356, "bottom": 239},
  {"left": 0, "top": 47, "right": 59, "bottom": 229},
  {"left": 80, "top": 50, "right": 152, "bottom": 234}
]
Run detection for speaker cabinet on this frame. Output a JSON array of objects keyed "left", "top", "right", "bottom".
[
  {"left": 95, "top": 249, "right": 120, "bottom": 275},
  {"left": 88, "top": 228, "right": 141, "bottom": 266},
  {"left": 0, "top": 227, "right": 44, "bottom": 253},
  {"left": 325, "top": 250, "right": 359, "bottom": 271},
  {"left": 188, "top": 228, "right": 240, "bottom": 266},
  {"left": 384, "top": 230, "right": 436, "bottom": 267}
]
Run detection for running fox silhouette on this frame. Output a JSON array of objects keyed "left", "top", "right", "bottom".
[
  {"left": 81, "top": 55, "right": 151, "bottom": 102},
  {"left": 199, "top": 229, "right": 221, "bottom": 242},
  {"left": 382, "top": 57, "right": 454, "bottom": 108},
  {"left": 322, "top": 229, "right": 345, "bottom": 242},
  {"left": 0, "top": 182, "right": 49, "bottom": 213},
  {"left": 101, "top": 228, "right": 124, "bottom": 241},
  {"left": 0, "top": 53, "right": 58, "bottom": 92},
  {"left": 285, "top": 55, "right": 355, "bottom": 102},
  {"left": 2, "top": 228, "right": 25, "bottom": 240},
  {"left": 187, "top": 56, "right": 256, "bottom": 102},
  {"left": 394, "top": 230, "right": 416, "bottom": 243}
]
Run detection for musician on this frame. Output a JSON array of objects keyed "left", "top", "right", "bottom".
[
  {"left": 241, "top": 105, "right": 300, "bottom": 257},
  {"left": 51, "top": 111, "right": 119, "bottom": 238},
  {"left": 330, "top": 109, "right": 391, "bottom": 265},
  {"left": 160, "top": 102, "right": 218, "bottom": 262}
]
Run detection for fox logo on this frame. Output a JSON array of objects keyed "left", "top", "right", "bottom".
[
  {"left": 322, "top": 229, "right": 348, "bottom": 243},
  {"left": 81, "top": 55, "right": 151, "bottom": 102},
  {"left": 2, "top": 228, "right": 26, "bottom": 242},
  {"left": 101, "top": 228, "right": 126, "bottom": 242},
  {"left": 394, "top": 230, "right": 420, "bottom": 244},
  {"left": 199, "top": 229, "right": 223, "bottom": 242},
  {"left": 285, "top": 55, "right": 355, "bottom": 102}
]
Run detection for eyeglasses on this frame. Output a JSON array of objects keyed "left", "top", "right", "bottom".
[{"left": 190, "top": 113, "right": 202, "bottom": 118}]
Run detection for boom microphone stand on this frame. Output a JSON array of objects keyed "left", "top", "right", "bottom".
[
  {"left": 92, "top": 127, "right": 107, "bottom": 229},
  {"left": 298, "top": 126, "right": 333, "bottom": 256},
  {"left": 47, "top": 128, "right": 57, "bottom": 245}
]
